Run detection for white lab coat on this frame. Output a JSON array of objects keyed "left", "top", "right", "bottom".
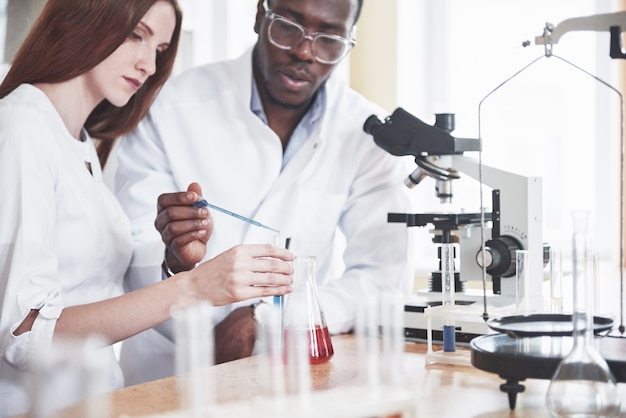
[
  {"left": 115, "top": 48, "right": 414, "bottom": 385},
  {"left": 0, "top": 84, "right": 131, "bottom": 417}
]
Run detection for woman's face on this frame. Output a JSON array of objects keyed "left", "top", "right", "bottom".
[{"left": 84, "top": 1, "right": 176, "bottom": 107}]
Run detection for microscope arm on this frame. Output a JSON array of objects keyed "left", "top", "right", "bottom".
[
  {"left": 447, "top": 155, "right": 544, "bottom": 302},
  {"left": 448, "top": 155, "right": 532, "bottom": 194}
]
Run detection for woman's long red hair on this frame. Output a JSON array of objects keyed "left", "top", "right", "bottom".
[{"left": 0, "top": 0, "right": 183, "bottom": 166}]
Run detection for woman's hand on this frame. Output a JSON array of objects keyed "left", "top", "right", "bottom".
[{"left": 189, "top": 244, "right": 294, "bottom": 306}]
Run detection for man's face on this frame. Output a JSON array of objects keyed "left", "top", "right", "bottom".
[{"left": 253, "top": 0, "right": 357, "bottom": 110}]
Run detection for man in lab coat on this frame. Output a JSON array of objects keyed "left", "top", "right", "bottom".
[{"left": 115, "top": 0, "right": 414, "bottom": 385}]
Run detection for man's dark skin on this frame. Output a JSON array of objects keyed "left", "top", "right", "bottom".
[{"left": 157, "top": 0, "right": 361, "bottom": 364}]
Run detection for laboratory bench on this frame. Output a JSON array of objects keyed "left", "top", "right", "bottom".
[{"left": 27, "top": 333, "right": 626, "bottom": 418}]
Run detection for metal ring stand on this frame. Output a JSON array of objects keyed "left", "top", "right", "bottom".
[{"left": 471, "top": 13, "right": 626, "bottom": 410}]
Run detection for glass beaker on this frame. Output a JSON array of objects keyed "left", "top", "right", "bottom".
[
  {"left": 546, "top": 211, "right": 621, "bottom": 417},
  {"left": 283, "top": 256, "right": 334, "bottom": 364}
]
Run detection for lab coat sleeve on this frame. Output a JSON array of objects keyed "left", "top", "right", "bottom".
[
  {"left": 318, "top": 128, "right": 414, "bottom": 335},
  {"left": 0, "top": 110, "right": 64, "bottom": 371}
]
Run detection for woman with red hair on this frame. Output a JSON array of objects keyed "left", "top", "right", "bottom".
[{"left": 0, "top": 1, "right": 293, "bottom": 415}]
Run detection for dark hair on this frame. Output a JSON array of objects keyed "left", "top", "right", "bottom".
[
  {"left": 0, "top": 0, "right": 183, "bottom": 166},
  {"left": 264, "top": 0, "right": 364, "bottom": 26},
  {"left": 354, "top": 0, "right": 364, "bottom": 25}
]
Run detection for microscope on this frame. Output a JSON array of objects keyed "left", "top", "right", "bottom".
[{"left": 364, "top": 108, "right": 544, "bottom": 343}]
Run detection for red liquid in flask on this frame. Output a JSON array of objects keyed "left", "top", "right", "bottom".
[
  {"left": 308, "top": 325, "right": 334, "bottom": 364},
  {"left": 284, "top": 325, "right": 334, "bottom": 364}
]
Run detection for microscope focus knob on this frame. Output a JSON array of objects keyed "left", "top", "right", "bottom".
[{"left": 476, "top": 236, "right": 523, "bottom": 277}]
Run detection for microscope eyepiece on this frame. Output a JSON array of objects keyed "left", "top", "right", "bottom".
[
  {"left": 363, "top": 114, "right": 383, "bottom": 135},
  {"left": 434, "top": 114, "right": 455, "bottom": 133}
]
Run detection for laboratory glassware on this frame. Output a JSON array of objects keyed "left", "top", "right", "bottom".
[
  {"left": 592, "top": 251, "right": 600, "bottom": 315},
  {"left": 283, "top": 303, "right": 312, "bottom": 398},
  {"left": 356, "top": 289, "right": 406, "bottom": 386},
  {"left": 273, "top": 234, "right": 290, "bottom": 351},
  {"left": 355, "top": 294, "right": 381, "bottom": 387},
  {"left": 256, "top": 303, "right": 288, "bottom": 400},
  {"left": 283, "top": 256, "right": 334, "bottom": 364},
  {"left": 515, "top": 250, "right": 531, "bottom": 313},
  {"left": 378, "top": 289, "right": 406, "bottom": 388},
  {"left": 173, "top": 301, "right": 215, "bottom": 417},
  {"left": 440, "top": 243, "right": 456, "bottom": 352},
  {"left": 546, "top": 211, "right": 621, "bottom": 417},
  {"left": 550, "top": 248, "right": 564, "bottom": 314},
  {"left": 29, "top": 335, "right": 110, "bottom": 418}
]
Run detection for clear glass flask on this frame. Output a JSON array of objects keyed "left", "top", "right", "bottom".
[
  {"left": 283, "top": 256, "right": 334, "bottom": 364},
  {"left": 546, "top": 211, "right": 621, "bottom": 417}
]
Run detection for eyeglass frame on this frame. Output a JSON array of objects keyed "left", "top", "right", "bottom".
[{"left": 262, "top": 1, "right": 357, "bottom": 65}]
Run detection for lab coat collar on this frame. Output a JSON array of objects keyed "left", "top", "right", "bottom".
[{"left": 230, "top": 47, "right": 256, "bottom": 109}]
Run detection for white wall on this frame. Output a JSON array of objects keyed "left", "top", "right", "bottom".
[
  {"left": 0, "top": 0, "right": 5, "bottom": 63},
  {"left": 395, "top": 0, "right": 622, "bottom": 269}
]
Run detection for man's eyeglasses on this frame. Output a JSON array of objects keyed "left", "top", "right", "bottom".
[{"left": 263, "top": 7, "right": 356, "bottom": 65}]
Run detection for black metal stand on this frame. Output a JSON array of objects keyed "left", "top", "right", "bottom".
[{"left": 470, "top": 333, "right": 626, "bottom": 410}]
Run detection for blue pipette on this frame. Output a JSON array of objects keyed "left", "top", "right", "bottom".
[{"left": 193, "top": 198, "right": 280, "bottom": 233}]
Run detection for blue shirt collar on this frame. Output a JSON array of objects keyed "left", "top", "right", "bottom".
[{"left": 251, "top": 75, "right": 325, "bottom": 168}]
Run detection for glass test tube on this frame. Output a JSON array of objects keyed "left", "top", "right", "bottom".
[
  {"left": 571, "top": 211, "right": 592, "bottom": 339},
  {"left": 515, "top": 250, "right": 530, "bottom": 313},
  {"left": 355, "top": 291, "right": 405, "bottom": 390},
  {"left": 379, "top": 289, "right": 405, "bottom": 388},
  {"left": 440, "top": 243, "right": 456, "bottom": 352},
  {"left": 273, "top": 234, "right": 289, "bottom": 352},
  {"left": 29, "top": 336, "right": 110, "bottom": 418},
  {"left": 355, "top": 295, "right": 381, "bottom": 388},
  {"left": 256, "top": 305, "right": 286, "bottom": 399},
  {"left": 173, "top": 302, "right": 214, "bottom": 417},
  {"left": 283, "top": 299, "right": 311, "bottom": 399},
  {"left": 550, "top": 248, "right": 563, "bottom": 314}
]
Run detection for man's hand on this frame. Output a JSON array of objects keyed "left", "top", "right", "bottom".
[
  {"left": 213, "top": 306, "right": 257, "bottom": 364},
  {"left": 155, "top": 182, "right": 212, "bottom": 273}
]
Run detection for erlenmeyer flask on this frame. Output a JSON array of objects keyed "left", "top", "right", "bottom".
[
  {"left": 283, "top": 256, "right": 334, "bottom": 364},
  {"left": 546, "top": 211, "right": 621, "bottom": 417}
]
